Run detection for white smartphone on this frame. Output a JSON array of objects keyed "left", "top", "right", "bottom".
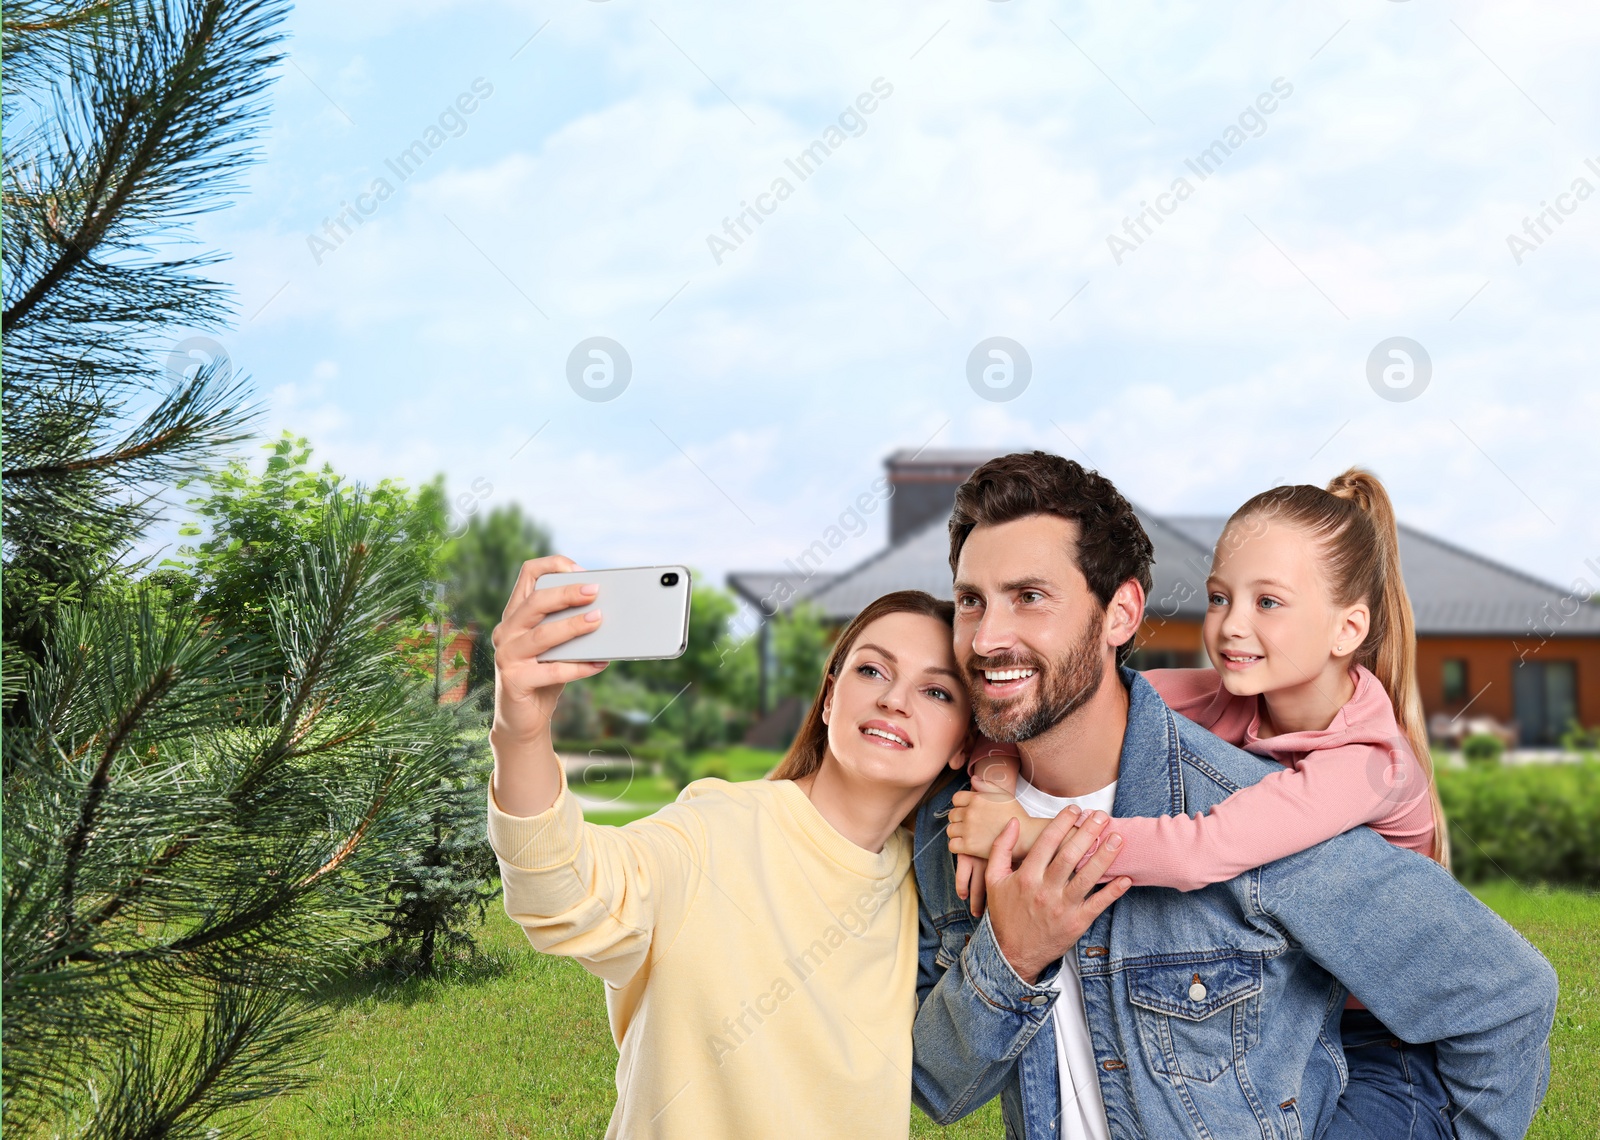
[{"left": 535, "top": 565, "right": 693, "bottom": 662}]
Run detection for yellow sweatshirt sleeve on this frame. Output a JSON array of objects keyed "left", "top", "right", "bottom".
[{"left": 486, "top": 764, "right": 703, "bottom": 988}]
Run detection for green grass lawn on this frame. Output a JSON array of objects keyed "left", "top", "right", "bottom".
[
  {"left": 235, "top": 877, "right": 1597, "bottom": 1138},
  {"left": 569, "top": 767, "right": 679, "bottom": 806},
  {"left": 1473, "top": 882, "right": 1600, "bottom": 1140}
]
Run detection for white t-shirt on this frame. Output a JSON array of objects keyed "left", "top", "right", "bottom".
[{"left": 1012, "top": 775, "right": 1119, "bottom": 1140}]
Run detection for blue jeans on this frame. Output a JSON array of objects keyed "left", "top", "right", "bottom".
[{"left": 1326, "top": 1009, "right": 1456, "bottom": 1140}]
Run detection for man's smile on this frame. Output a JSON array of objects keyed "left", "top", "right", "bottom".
[{"left": 979, "top": 665, "right": 1038, "bottom": 698}]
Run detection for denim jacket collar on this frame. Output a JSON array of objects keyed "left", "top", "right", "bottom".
[{"left": 1109, "top": 667, "right": 1186, "bottom": 821}]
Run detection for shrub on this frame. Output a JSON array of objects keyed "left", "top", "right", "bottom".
[
  {"left": 1462, "top": 733, "right": 1505, "bottom": 765},
  {"left": 697, "top": 757, "right": 730, "bottom": 781},
  {"left": 371, "top": 725, "right": 499, "bottom": 975},
  {"left": 1439, "top": 761, "right": 1600, "bottom": 886},
  {"left": 662, "top": 750, "right": 695, "bottom": 791},
  {"left": 1561, "top": 720, "right": 1600, "bottom": 756},
  {"left": 691, "top": 747, "right": 783, "bottom": 782}
]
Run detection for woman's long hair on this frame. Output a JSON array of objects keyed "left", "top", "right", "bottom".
[
  {"left": 1227, "top": 468, "right": 1450, "bottom": 869},
  {"left": 767, "top": 590, "right": 958, "bottom": 783}
]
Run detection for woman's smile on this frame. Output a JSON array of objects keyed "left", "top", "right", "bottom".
[{"left": 859, "top": 719, "right": 912, "bottom": 748}]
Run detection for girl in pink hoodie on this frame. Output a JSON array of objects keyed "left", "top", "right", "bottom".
[{"left": 947, "top": 467, "right": 1450, "bottom": 896}]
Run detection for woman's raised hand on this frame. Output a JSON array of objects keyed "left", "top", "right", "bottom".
[{"left": 491, "top": 555, "right": 610, "bottom": 746}]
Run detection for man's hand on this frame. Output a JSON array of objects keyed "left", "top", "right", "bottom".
[{"left": 984, "top": 810, "right": 1132, "bottom": 984}]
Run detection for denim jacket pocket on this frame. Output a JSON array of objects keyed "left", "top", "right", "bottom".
[{"left": 1126, "top": 953, "right": 1263, "bottom": 1084}]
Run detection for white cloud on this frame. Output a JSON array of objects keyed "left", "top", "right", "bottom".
[{"left": 164, "top": 0, "right": 1600, "bottom": 594}]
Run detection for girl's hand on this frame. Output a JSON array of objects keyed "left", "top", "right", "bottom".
[
  {"left": 949, "top": 789, "right": 1075, "bottom": 865},
  {"left": 491, "top": 555, "right": 611, "bottom": 745},
  {"left": 968, "top": 737, "right": 1021, "bottom": 795},
  {"left": 955, "top": 853, "right": 989, "bottom": 917}
]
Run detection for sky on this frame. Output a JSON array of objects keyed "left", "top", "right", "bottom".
[{"left": 162, "top": 0, "right": 1600, "bottom": 602}]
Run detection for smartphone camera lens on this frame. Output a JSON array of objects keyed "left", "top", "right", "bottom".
[{"left": 660, "top": 572, "right": 679, "bottom": 587}]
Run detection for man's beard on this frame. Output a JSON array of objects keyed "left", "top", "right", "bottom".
[{"left": 967, "top": 608, "right": 1106, "bottom": 743}]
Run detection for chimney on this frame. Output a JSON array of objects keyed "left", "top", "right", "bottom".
[{"left": 885, "top": 449, "right": 1003, "bottom": 545}]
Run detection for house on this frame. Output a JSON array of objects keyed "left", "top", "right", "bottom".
[
  {"left": 417, "top": 619, "right": 475, "bottom": 703},
  {"left": 729, "top": 450, "right": 1600, "bottom": 746}
]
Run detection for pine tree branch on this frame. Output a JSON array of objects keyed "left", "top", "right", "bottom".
[
  {"left": 6, "top": 1, "right": 118, "bottom": 34},
  {"left": 3, "top": 0, "right": 225, "bottom": 333},
  {"left": 4, "top": 417, "right": 219, "bottom": 480},
  {"left": 285, "top": 717, "right": 378, "bottom": 759},
  {"left": 241, "top": 540, "right": 371, "bottom": 795},
  {"left": 298, "top": 768, "right": 397, "bottom": 888},
  {"left": 58, "top": 663, "right": 177, "bottom": 936},
  {"left": 69, "top": 835, "right": 195, "bottom": 937},
  {"left": 33, "top": 641, "right": 93, "bottom": 760},
  {"left": 130, "top": 1008, "right": 249, "bottom": 1140},
  {"left": 62, "top": 712, "right": 382, "bottom": 949},
  {"left": 2, "top": 92, "right": 143, "bottom": 332}
]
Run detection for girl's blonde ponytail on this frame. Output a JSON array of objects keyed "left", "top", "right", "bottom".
[{"left": 1325, "top": 469, "right": 1451, "bottom": 870}]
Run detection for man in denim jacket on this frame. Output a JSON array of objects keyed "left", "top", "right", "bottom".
[{"left": 911, "top": 452, "right": 1557, "bottom": 1140}]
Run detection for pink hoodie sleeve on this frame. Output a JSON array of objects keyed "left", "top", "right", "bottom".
[
  {"left": 1141, "top": 668, "right": 1246, "bottom": 741},
  {"left": 1095, "top": 742, "right": 1401, "bottom": 891}
]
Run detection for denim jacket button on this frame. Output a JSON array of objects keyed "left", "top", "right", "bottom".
[
  {"left": 1188, "top": 981, "right": 1208, "bottom": 1001},
  {"left": 1028, "top": 994, "right": 1049, "bottom": 1007}
]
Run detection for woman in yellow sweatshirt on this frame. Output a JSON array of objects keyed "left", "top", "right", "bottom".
[{"left": 488, "top": 557, "right": 1115, "bottom": 1138}]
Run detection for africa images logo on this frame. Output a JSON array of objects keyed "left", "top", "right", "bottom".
[
  {"left": 704, "top": 78, "right": 895, "bottom": 266},
  {"left": 1105, "top": 78, "right": 1293, "bottom": 265}
]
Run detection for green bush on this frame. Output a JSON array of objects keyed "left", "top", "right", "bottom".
[
  {"left": 1440, "top": 761, "right": 1600, "bottom": 886},
  {"left": 693, "top": 746, "right": 783, "bottom": 782},
  {"left": 661, "top": 750, "right": 695, "bottom": 791},
  {"left": 696, "top": 757, "right": 730, "bottom": 781},
  {"left": 1562, "top": 721, "right": 1600, "bottom": 756},
  {"left": 373, "top": 727, "right": 499, "bottom": 976},
  {"left": 1462, "top": 733, "right": 1505, "bottom": 765}
]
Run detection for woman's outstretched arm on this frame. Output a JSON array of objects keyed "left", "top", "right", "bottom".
[{"left": 485, "top": 555, "right": 700, "bottom": 986}]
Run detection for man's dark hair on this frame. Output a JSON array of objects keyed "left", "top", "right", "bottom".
[{"left": 948, "top": 451, "right": 1154, "bottom": 665}]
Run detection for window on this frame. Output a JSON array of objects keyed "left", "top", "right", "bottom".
[
  {"left": 1513, "top": 660, "right": 1577, "bottom": 746},
  {"left": 1442, "top": 658, "right": 1468, "bottom": 704}
]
